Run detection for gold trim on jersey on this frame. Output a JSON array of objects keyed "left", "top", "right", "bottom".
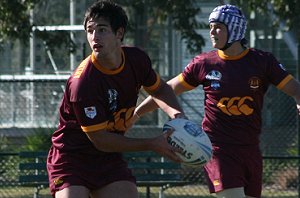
[
  {"left": 143, "top": 73, "right": 161, "bottom": 93},
  {"left": 276, "top": 74, "right": 293, "bottom": 90},
  {"left": 73, "top": 55, "right": 91, "bottom": 78},
  {"left": 81, "top": 106, "right": 135, "bottom": 133},
  {"left": 178, "top": 74, "right": 195, "bottom": 90},
  {"left": 218, "top": 48, "right": 249, "bottom": 60},
  {"left": 81, "top": 121, "right": 108, "bottom": 132},
  {"left": 91, "top": 50, "right": 125, "bottom": 75}
]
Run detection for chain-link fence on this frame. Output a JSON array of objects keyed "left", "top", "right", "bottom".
[
  {"left": 0, "top": 75, "right": 299, "bottom": 197},
  {"left": 0, "top": 155, "right": 299, "bottom": 197}
]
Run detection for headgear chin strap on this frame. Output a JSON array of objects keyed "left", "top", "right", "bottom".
[
  {"left": 209, "top": 4, "right": 247, "bottom": 50},
  {"left": 220, "top": 41, "right": 233, "bottom": 51}
]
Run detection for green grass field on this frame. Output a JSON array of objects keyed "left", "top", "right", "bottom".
[
  {"left": 0, "top": 185, "right": 298, "bottom": 198},
  {"left": 1, "top": 185, "right": 211, "bottom": 198}
]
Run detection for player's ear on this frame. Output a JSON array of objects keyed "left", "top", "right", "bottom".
[{"left": 116, "top": 27, "right": 124, "bottom": 40}]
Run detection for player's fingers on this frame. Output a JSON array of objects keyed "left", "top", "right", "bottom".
[
  {"left": 167, "top": 149, "right": 182, "bottom": 163},
  {"left": 169, "top": 145, "right": 182, "bottom": 154},
  {"left": 163, "top": 130, "right": 182, "bottom": 154},
  {"left": 163, "top": 128, "right": 174, "bottom": 137}
]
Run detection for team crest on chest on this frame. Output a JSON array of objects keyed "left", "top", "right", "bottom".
[
  {"left": 206, "top": 70, "right": 222, "bottom": 90},
  {"left": 84, "top": 106, "right": 97, "bottom": 119},
  {"left": 249, "top": 76, "right": 261, "bottom": 90}
]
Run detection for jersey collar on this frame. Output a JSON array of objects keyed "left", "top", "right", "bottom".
[
  {"left": 217, "top": 48, "right": 249, "bottom": 60},
  {"left": 91, "top": 50, "right": 125, "bottom": 75}
]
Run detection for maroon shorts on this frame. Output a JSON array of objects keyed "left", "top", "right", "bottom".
[
  {"left": 47, "top": 146, "right": 136, "bottom": 196},
  {"left": 203, "top": 145, "right": 262, "bottom": 197}
]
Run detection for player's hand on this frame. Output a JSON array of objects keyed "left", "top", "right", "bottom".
[
  {"left": 151, "top": 129, "right": 183, "bottom": 163},
  {"left": 174, "top": 113, "right": 188, "bottom": 120}
]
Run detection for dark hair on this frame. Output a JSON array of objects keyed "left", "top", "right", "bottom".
[
  {"left": 241, "top": 38, "right": 248, "bottom": 47},
  {"left": 83, "top": 1, "right": 128, "bottom": 40}
]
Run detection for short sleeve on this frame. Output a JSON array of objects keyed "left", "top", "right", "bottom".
[
  {"left": 72, "top": 98, "right": 108, "bottom": 133},
  {"left": 124, "top": 46, "right": 161, "bottom": 93},
  {"left": 264, "top": 52, "right": 292, "bottom": 89},
  {"left": 180, "top": 56, "right": 205, "bottom": 88}
]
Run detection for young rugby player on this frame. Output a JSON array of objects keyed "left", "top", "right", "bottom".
[
  {"left": 46, "top": 1, "right": 186, "bottom": 197},
  {"left": 134, "top": 4, "right": 300, "bottom": 198}
]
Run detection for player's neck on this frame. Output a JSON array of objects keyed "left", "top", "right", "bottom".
[
  {"left": 95, "top": 48, "right": 123, "bottom": 70},
  {"left": 222, "top": 42, "right": 246, "bottom": 56}
]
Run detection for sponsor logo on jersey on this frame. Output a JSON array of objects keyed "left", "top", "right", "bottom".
[
  {"left": 107, "top": 107, "right": 135, "bottom": 131},
  {"left": 205, "top": 70, "right": 222, "bottom": 80},
  {"left": 108, "top": 89, "right": 118, "bottom": 112},
  {"left": 84, "top": 106, "right": 97, "bottom": 119},
  {"left": 278, "top": 63, "right": 286, "bottom": 71},
  {"left": 206, "top": 70, "right": 222, "bottom": 90},
  {"left": 211, "top": 81, "right": 221, "bottom": 90},
  {"left": 217, "top": 96, "right": 254, "bottom": 116}
]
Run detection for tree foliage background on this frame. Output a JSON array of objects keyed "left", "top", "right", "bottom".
[
  {"left": 0, "top": 0, "right": 298, "bottom": 54},
  {"left": 0, "top": 0, "right": 38, "bottom": 43},
  {"left": 234, "top": 0, "right": 300, "bottom": 40},
  {"left": 0, "top": 0, "right": 207, "bottom": 54}
]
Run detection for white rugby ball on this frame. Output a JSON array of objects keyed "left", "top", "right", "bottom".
[{"left": 163, "top": 118, "right": 212, "bottom": 167}]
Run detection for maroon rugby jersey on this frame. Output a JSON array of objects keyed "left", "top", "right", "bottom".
[
  {"left": 179, "top": 48, "right": 292, "bottom": 145},
  {"left": 51, "top": 46, "right": 160, "bottom": 152}
]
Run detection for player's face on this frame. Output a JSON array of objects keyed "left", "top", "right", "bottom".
[
  {"left": 209, "top": 22, "right": 228, "bottom": 49},
  {"left": 86, "top": 17, "right": 123, "bottom": 59}
]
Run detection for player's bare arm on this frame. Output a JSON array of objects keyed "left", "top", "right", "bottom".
[
  {"left": 134, "top": 75, "right": 189, "bottom": 120},
  {"left": 147, "top": 79, "right": 184, "bottom": 118},
  {"left": 85, "top": 129, "right": 182, "bottom": 162},
  {"left": 280, "top": 77, "right": 300, "bottom": 114}
]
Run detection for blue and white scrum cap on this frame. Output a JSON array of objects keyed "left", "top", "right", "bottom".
[{"left": 209, "top": 4, "right": 247, "bottom": 44}]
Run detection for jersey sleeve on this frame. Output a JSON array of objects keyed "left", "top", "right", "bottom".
[
  {"left": 180, "top": 55, "right": 205, "bottom": 89},
  {"left": 264, "top": 52, "right": 292, "bottom": 89},
  {"left": 72, "top": 99, "right": 108, "bottom": 133},
  {"left": 143, "top": 73, "right": 161, "bottom": 93},
  {"left": 130, "top": 47, "right": 161, "bottom": 93},
  {"left": 67, "top": 62, "right": 109, "bottom": 133}
]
